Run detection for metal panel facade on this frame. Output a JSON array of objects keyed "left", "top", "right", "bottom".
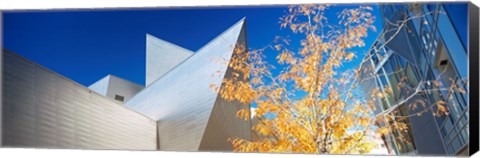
[
  {"left": 88, "top": 75, "right": 110, "bottom": 96},
  {"left": 2, "top": 51, "right": 157, "bottom": 150},
  {"left": 146, "top": 34, "right": 193, "bottom": 86},
  {"left": 198, "top": 89, "right": 252, "bottom": 151},
  {"left": 125, "top": 19, "right": 248, "bottom": 151},
  {"left": 106, "top": 75, "right": 144, "bottom": 102},
  {"left": 198, "top": 25, "right": 251, "bottom": 151},
  {"left": 89, "top": 75, "right": 144, "bottom": 103}
]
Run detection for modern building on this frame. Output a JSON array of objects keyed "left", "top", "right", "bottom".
[
  {"left": 1, "top": 50, "right": 158, "bottom": 150},
  {"left": 88, "top": 74, "right": 144, "bottom": 103},
  {"left": 1, "top": 18, "right": 251, "bottom": 151},
  {"left": 124, "top": 18, "right": 251, "bottom": 151},
  {"left": 359, "top": 2, "right": 469, "bottom": 156}
]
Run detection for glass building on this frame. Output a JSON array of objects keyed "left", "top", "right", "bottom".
[{"left": 360, "top": 2, "right": 469, "bottom": 156}]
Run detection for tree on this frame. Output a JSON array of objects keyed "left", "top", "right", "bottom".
[{"left": 210, "top": 4, "right": 467, "bottom": 155}]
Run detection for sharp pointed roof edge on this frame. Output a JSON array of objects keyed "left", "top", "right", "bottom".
[
  {"left": 89, "top": 74, "right": 143, "bottom": 88},
  {"left": 137, "top": 17, "right": 247, "bottom": 90},
  {"left": 195, "top": 17, "right": 246, "bottom": 53},
  {"left": 145, "top": 17, "right": 246, "bottom": 54},
  {"left": 146, "top": 33, "right": 194, "bottom": 54},
  {"left": 107, "top": 74, "right": 144, "bottom": 87}
]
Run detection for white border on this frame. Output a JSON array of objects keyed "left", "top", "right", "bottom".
[
  {"left": 0, "top": 0, "right": 477, "bottom": 158},
  {"left": 0, "top": 0, "right": 472, "bottom": 10}
]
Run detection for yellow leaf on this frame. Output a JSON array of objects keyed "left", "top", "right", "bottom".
[
  {"left": 274, "top": 44, "right": 282, "bottom": 51},
  {"left": 290, "top": 24, "right": 297, "bottom": 32},
  {"left": 345, "top": 53, "right": 355, "bottom": 60},
  {"left": 458, "top": 87, "right": 467, "bottom": 94},
  {"left": 236, "top": 109, "right": 250, "bottom": 121}
]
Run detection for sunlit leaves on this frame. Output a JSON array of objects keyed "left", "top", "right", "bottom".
[
  {"left": 435, "top": 100, "right": 449, "bottom": 116},
  {"left": 210, "top": 4, "right": 385, "bottom": 154},
  {"left": 345, "top": 53, "right": 356, "bottom": 61},
  {"left": 236, "top": 109, "right": 251, "bottom": 121}
]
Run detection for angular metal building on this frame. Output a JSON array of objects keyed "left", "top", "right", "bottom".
[
  {"left": 1, "top": 50, "right": 157, "bottom": 150},
  {"left": 145, "top": 34, "right": 194, "bottom": 87},
  {"left": 1, "top": 18, "right": 251, "bottom": 151},
  {"left": 88, "top": 74, "right": 145, "bottom": 103},
  {"left": 125, "top": 18, "right": 251, "bottom": 151}
]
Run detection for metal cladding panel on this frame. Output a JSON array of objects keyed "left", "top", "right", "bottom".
[
  {"left": 88, "top": 75, "right": 144, "bottom": 103},
  {"left": 401, "top": 95, "right": 446, "bottom": 155},
  {"left": 146, "top": 34, "right": 193, "bottom": 86},
  {"left": 198, "top": 97, "right": 251, "bottom": 151},
  {"left": 384, "top": 27, "right": 419, "bottom": 65},
  {"left": 408, "top": 109, "right": 447, "bottom": 155},
  {"left": 87, "top": 75, "right": 110, "bottom": 96},
  {"left": 2, "top": 51, "right": 157, "bottom": 150},
  {"left": 198, "top": 24, "right": 251, "bottom": 151},
  {"left": 126, "top": 19, "right": 246, "bottom": 151},
  {"left": 105, "top": 75, "right": 144, "bottom": 102}
]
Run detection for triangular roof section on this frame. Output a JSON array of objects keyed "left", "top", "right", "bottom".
[
  {"left": 88, "top": 74, "right": 112, "bottom": 96},
  {"left": 88, "top": 74, "right": 145, "bottom": 103},
  {"left": 125, "top": 18, "right": 247, "bottom": 151},
  {"left": 146, "top": 34, "right": 194, "bottom": 86}
]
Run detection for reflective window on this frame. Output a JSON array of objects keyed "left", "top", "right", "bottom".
[{"left": 443, "top": 3, "right": 468, "bottom": 48}]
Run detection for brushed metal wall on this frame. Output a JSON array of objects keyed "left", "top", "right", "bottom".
[
  {"left": 88, "top": 75, "right": 110, "bottom": 96},
  {"left": 2, "top": 51, "right": 157, "bottom": 150},
  {"left": 146, "top": 34, "right": 193, "bottom": 86},
  {"left": 89, "top": 74, "right": 144, "bottom": 103},
  {"left": 198, "top": 23, "right": 252, "bottom": 151},
  {"left": 198, "top": 91, "right": 252, "bottom": 151},
  {"left": 106, "top": 75, "right": 144, "bottom": 102},
  {"left": 1, "top": 18, "right": 251, "bottom": 152},
  {"left": 126, "top": 18, "right": 250, "bottom": 151}
]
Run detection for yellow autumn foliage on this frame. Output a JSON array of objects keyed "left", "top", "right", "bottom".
[{"left": 208, "top": 4, "right": 438, "bottom": 155}]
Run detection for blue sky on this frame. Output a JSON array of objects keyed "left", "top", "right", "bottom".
[{"left": 3, "top": 4, "right": 382, "bottom": 87}]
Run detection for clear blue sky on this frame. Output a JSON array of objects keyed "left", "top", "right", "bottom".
[{"left": 3, "top": 4, "right": 382, "bottom": 87}]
